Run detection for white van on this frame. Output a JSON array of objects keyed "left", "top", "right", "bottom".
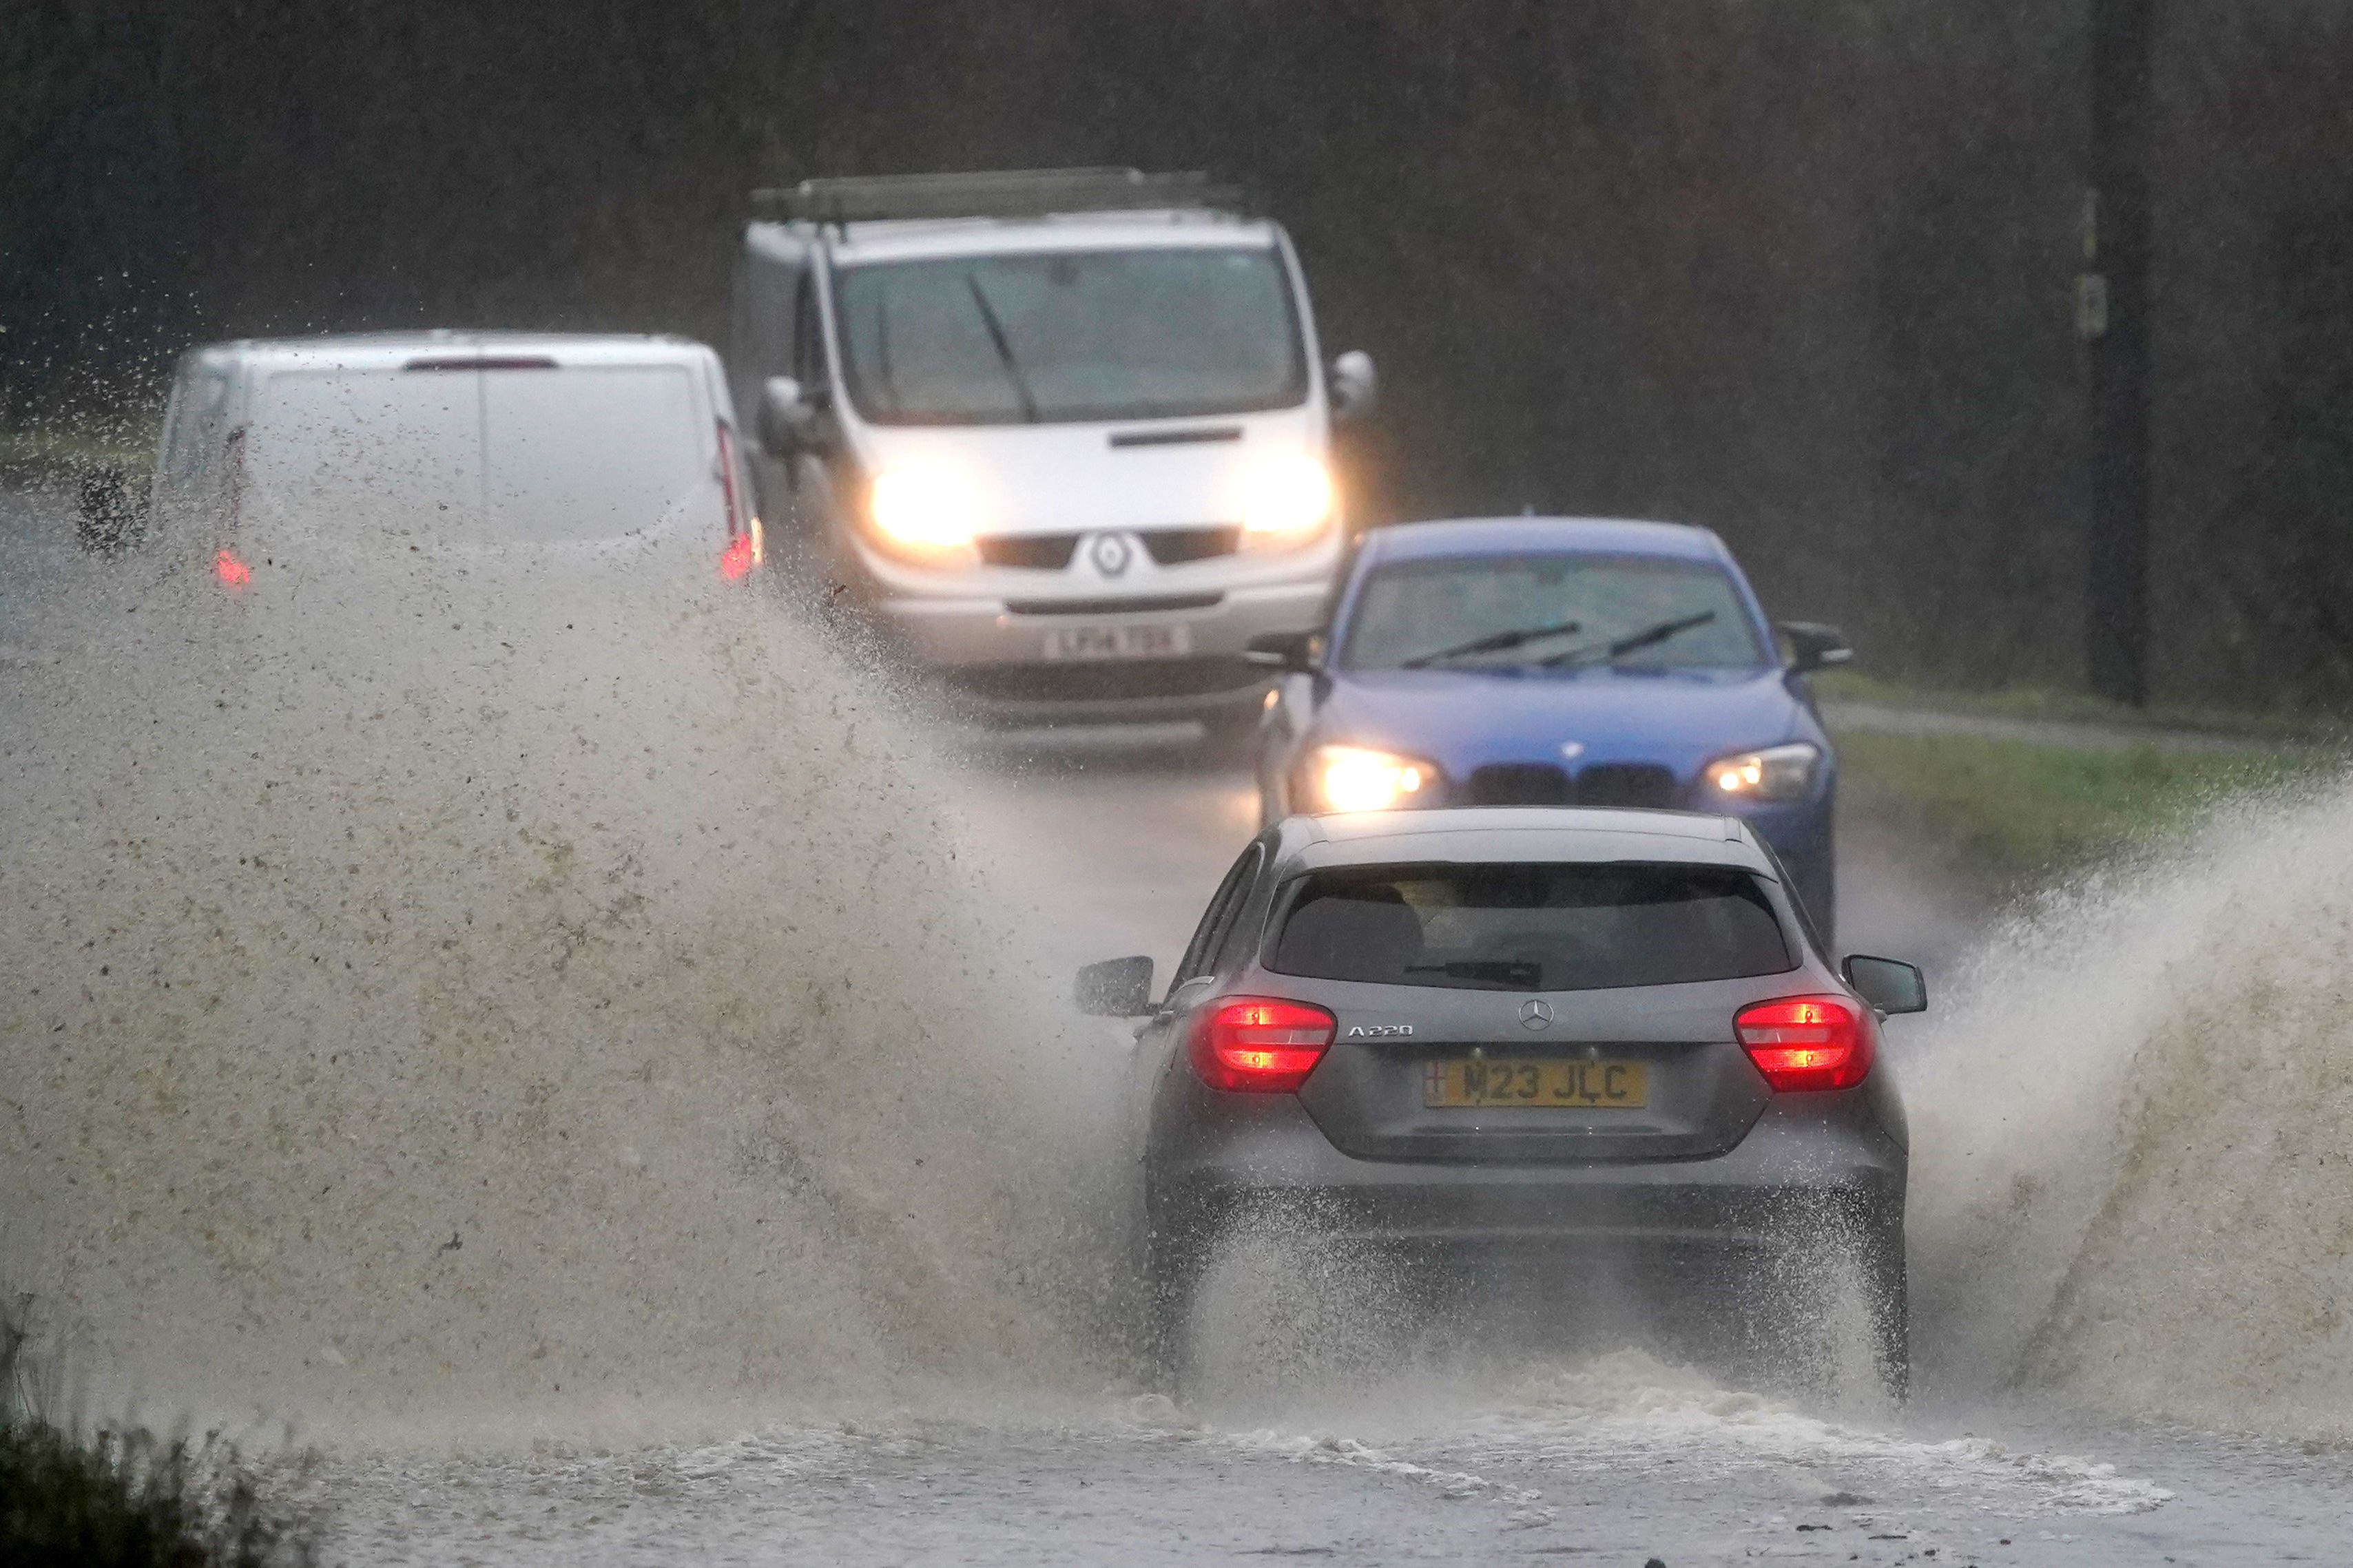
[
  {"left": 147, "top": 332, "right": 758, "bottom": 583},
  {"left": 729, "top": 169, "right": 1374, "bottom": 732}
]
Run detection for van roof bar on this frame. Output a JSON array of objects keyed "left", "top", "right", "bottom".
[{"left": 749, "top": 168, "right": 1250, "bottom": 224}]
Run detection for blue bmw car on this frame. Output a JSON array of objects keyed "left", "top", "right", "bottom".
[{"left": 1247, "top": 517, "right": 1851, "bottom": 932}]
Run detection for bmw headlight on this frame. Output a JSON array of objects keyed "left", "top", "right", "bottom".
[
  {"left": 1241, "top": 454, "right": 1335, "bottom": 544},
  {"left": 867, "top": 466, "right": 982, "bottom": 557},
  {"left": 1705, "top": 742, "right": 1822, "bottom": 803},
  {"left": 1306, "top": 744, "right": 1436, "bottom": 813}
]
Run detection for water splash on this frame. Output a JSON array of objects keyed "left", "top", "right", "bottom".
[
  {"left": 0, "top": 540, "right": 1126, "bottom": 1436},
  {"left": 1909, "top": 770, "right": 2353, "bottom": 1437}
]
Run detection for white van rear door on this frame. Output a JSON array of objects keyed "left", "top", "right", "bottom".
[
  {"left": 245, "top": 366, "right": 484, "bottom": 539},
  {"left": 480, "top": 364, "right": 716, "bottom": 543}
]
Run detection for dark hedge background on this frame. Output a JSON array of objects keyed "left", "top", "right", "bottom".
[{"left": 6, "top": 1, "right": 2350, "bottom": 707}]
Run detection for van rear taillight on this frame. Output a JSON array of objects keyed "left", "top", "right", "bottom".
[
  {"left": 716, "top": 421, "right": 757, "bottom": 578},
  {"left": 719, "top": 532, "right": 754, "bottom": 580},
  {"left": 1734, "top": 994, "right": 1874, "bottom": 1091},
  {"left": 1190, "top": 997, "right": 1336, "bottom": 1093}
]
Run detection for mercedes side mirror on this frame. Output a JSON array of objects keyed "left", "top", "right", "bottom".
[
  {"left": 1075, "top": 956, "right": 1154, "bottom": 1018},
  {"left": 1245, "top": 629, "right": 1323, "bottom": 673},
  {"left": 1779, "top": 620, "right": 1852, "bottom": 676},
  {"left": 1329, "top": 350, "right": 1378, "bottom": 424},
  {"left": 1842, "top": 954, "right": 1927, "bottom": 1016},
  {"left": 757, "top": 375, "right": 823, "bottom": 458},
  {"left": 74, "top": 465, "right": 148, "bottom": 556}
]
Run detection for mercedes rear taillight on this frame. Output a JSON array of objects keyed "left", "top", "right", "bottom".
[
  {"left": 1734, "top": 994, "right": 1875, "bottom": 1091},
  {"left": 1190, "top": 997, "right": 1337, "bottom": 1093}
]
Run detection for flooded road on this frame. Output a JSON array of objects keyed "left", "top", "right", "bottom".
[
  {"left": 7, "top": 481, "right": 2353, "bottom": 1564},
  {"left": 303, "top": 729, "right": 2353, "bottom": 1567}
]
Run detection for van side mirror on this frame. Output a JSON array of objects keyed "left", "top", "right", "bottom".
[
  {"left": 757, "top": 376, "right": 821, "bottom": 457},
  {"left": 1245, "top": 629, "right": 1322, "bottom": 673},
  {"left": 1329, "top": 350, "right": 1378, "bottom": 424},
  {"left": 1842, "top": 954, "right": 1927, "bottom": 1016},
  {"left": 1778, "top": 621, "right": 1852, "bottom": 676},
  {"left": 1075, "top": 956, "right": 1154, "bottom": 1018}
]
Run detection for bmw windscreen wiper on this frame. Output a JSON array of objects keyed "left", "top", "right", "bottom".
[
  {"left": 1536, "top": 609, "right": 1718, "bottom": 668},
  {"left": 964, "top": 272, "right": 1039, "bottom": 423},
  {"left": 1397, "top": 618, "right": 1583, "bottom": 669}
]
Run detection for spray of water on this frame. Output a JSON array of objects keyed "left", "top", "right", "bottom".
[
  {"left": 1909, "top": 770, "right": 2353, "bottom": 1438},
  {"left": 0, "top": 535, "right": 1128, "bottom": 1436}
]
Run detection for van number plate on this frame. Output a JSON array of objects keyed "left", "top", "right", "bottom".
[{"left": 1041, "top": 623, "right": 1192, "bottom": 661}]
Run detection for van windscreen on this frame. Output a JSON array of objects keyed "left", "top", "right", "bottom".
[
  {"left": 1269, "top": 863, "right": 1794, "bottom": 992},
  {"left": 833, "top": 247, "right": 1306, "bottom": 426},
  {"left": 245, "top": 364, "right": 711, "bottom": 543}
]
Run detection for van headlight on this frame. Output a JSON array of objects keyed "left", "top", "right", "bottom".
[
  {"left": 868, "top": 467, "right": 981, "bottom": 556},
  {"left": 1241, "top": 455, "right": 1335, "bottom": 545},
  {"left": 1306, "top": 744, "right": 1435, "bottom": 813},
  {"left": 1705, "top": 742, "right": 1821, "bottom": 803}
]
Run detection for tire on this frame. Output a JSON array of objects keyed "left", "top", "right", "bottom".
[
  {"left": 1863, "top": 1227, "right": 1911, "bottom": 1403},
  {"left": 1146, "top": 1228, "right": 1210, "bottom": 1395},
  {"left": 1737, "top": 1218, "right": 1907, "bottom": 1405}
]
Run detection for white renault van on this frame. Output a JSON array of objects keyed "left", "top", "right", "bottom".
[
  {"left": 146, "top": 331, "right": 758, "bottom": 584},
  {"left": 729, "top": 169, "right": 1374, "bottom": 733}
]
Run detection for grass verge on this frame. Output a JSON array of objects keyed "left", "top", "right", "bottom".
[
  {"left": 1, "top": 1299, "right": 314, "bottom": 1567},
  {"left": 1833, "top": 727, "right": 2344, "bottom": 900},
  {"left": 1816, "top": 669, "right": 2350, "bottom": 747}
]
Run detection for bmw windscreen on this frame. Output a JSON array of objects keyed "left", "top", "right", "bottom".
[
  {"left": 1341, "top": 554, "right": 1768, "bottom": 671},
  {"left": 831, "top": 247, "right": 1307, "bottom": 426}
]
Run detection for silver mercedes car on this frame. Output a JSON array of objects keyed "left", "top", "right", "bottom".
[{"left": 1077, "top": 806, "right": 1925, "bottom": 1396}]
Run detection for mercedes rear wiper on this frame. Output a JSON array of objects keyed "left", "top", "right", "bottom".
[
  {"left": 1398, "top": 618, "right": 1582, "bottom": 669},
  {"left": 1403, "top": 959, "right": 1545, "bottom": 987},
  {"left": 1536, "top": 609, "right": 1718, "bottom": 668},
  {"left": 964, "top": 273, "right": 1039, "bottom": 423}
]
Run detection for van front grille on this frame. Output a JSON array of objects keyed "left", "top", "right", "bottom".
[
  {"left": 1142, "top": 526, "right": 1243, "bottom": 565},
  {"left": 977, "top": 534, "right": 1081, "bottom": 569},
  {"left": 974, "top": 527, "right": 1243, "bottom": 569}
]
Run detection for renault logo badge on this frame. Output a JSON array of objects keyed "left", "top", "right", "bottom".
[
  {"left": 1519, "top": 999, "right": 1553, "bottom": 1029},
  {"left": 1090, "top": 534, "right": 1132, "bottom": 577}
]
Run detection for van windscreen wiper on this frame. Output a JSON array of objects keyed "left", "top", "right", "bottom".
[
  {"left": 964, "top": 273, "right": 1039, "bottom": 423},
  {"left": 1537, "top": 610, "right": 1718, "bottom": 667},
  {"left": 1397, "top": 618, "right": 1583, "bottom": 669}
]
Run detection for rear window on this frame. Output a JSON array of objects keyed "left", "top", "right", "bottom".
[
  {"left": 1268, "top": 862, "right": 1793, "bottom": 992},
  {"left": 243, "top": 363, "right": 712, "bottom": 543}
]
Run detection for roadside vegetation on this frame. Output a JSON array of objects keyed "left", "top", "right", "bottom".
[
  {"left": 1832, "top": 724, "right": 2343, "bottom": 901},
  {"left": 0, "top": 1300, "right": 314, "bottom": 1568},
  {"left": 1816, "top": 670, "right": 2352, "bottom": 749}
]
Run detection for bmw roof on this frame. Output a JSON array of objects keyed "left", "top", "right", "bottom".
[{"left": 1358, "top": 517, "right": 1732, "bottom": 565}]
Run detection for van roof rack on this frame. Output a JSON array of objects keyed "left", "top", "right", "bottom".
[{"left": 750, "top": 167, "right": 1249, "bottom": 224}]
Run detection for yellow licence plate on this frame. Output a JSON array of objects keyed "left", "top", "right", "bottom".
[{"left": 1423, "top": 1058, "right": 1650, "bottom": 1109}]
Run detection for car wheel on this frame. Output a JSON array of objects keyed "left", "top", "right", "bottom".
[
  {"left": 1146, "top": 1228, "right": 1210, "bottom": 1394},
  {"left": 1863, "top": 1226, "right": 1909, "bottom": 1403},
  {"left": 1736, "top": 1219, "right": 1907, "bottom": 1405}
]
